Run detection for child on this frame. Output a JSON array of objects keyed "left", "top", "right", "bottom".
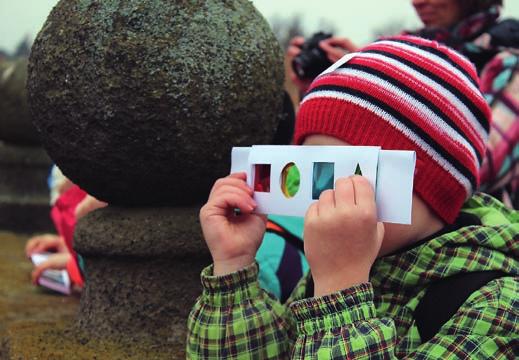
[
  {"left": 26, "top": 169, "right": 107, "bottom": 290},
  {"left": 187, "top": 36, "right": 518, "bottom": 358}
]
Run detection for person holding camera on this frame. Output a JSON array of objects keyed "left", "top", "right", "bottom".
[
  {"left": 287, "top": 0, "right": 519, "bottom": 209},
  {"left": 287, "top": 33, "right": 359, "bottom": 95}
]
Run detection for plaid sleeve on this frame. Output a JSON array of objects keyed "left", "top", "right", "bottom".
[
  {"left": 186, "top": 262, "right": 297, "bottom": 359},
  {"left": 289, "top": 282, "right": 398, "bottom": 359}
]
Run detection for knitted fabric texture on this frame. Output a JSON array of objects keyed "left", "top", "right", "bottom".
[{"left": 294, "top": 35, "right": 492, "bottom": 223}]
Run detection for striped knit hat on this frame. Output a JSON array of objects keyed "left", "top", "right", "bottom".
[{"left": 294, "top": 35, "right": 492, "bottom": 224}]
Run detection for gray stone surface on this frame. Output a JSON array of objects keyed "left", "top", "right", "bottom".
[
  {"left": 74, "top": 206, "right": 210, "bottom": 342},
  {"left": 0, "top": 59, "right": 40, "bottom": 145},
  {"left": 28, "top": 0, "right": 285, "bottom": 206}
]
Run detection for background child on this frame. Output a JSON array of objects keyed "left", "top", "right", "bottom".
[
  {"left": 26, "top": 167, "right": 107, "bottom": 290},
  {"left": 187, "top": 36, "right": 518, "bottom": 358}
]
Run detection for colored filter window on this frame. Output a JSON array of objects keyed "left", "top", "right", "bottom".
[
  {"left": 312, "top": 162, "right": 334, "bottom": 200},
  {"left": 254, "top": 164, "right": 271, "bottom": 192},
  {"left": 280, "top": 162, "right": 300, "bottom": 198}
]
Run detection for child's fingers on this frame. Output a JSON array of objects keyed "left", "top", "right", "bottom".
[
  {"left": 305, "top": 201, "right": 319, "bottom": 220},
  {"left": 212, "top": 187, "right": 255, "bottom": 210},
  {"left": 351, "top": 176, "right": 376, "bottom": 210},
  {"left": 26, "top": 237, "right": 55, "bottom": 257},
  {"left": 334, "top": 177, "right": 355, "bottom": 208},
  {"left": 211, "top": 184, "right": 254, "bottom": 203},
  {"left": 207, "top": 191, "right": 256, "bottom": 216},
  {"left": 210, "top": 175, "right": 251, "bottom": 197},
  {"left": 318, "top": 189, "right": 335, "bottom": 215},
  {"left": 229, "top": 172, "right": 247, "bottom": 179}
]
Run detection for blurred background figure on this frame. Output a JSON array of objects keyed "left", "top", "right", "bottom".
[
  {"left": 25, "top": 166, "right": 107, "bottom": 293},
  {"left": 286, "top": 0, "right": 519, "bottom": 208}
]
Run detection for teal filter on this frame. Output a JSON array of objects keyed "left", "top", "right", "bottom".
[{"left": 312, "top": 162, "right": 334, "bottom": 200}]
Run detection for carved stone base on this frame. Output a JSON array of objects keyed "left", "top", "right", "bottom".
[{"left": 74, "top": 205, "right": 211, "bottom": 346}]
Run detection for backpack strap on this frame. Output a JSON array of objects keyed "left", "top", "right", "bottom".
[
  {"left": 266, "top": 220, "right": 305, "bottom": 302},
  {"left": 414, "top": 270, "right": 507, "bottom": 343},
  {"left": 266, "top": 220, "right": 304, "bottom": 253}
]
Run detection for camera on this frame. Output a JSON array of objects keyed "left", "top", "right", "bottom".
[{"left": 292, "top": 32, "right": 333, "bottom": 80}]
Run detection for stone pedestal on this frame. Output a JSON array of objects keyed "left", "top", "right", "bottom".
[
  {"left": 26, "top": 0, "right": 284, "bottom": 355},
  {"left": 74, "top": 205, "right": 211, "bottom": 347},
  {"left": 0, "top": 142, "right": 53, "bottom": 233}
]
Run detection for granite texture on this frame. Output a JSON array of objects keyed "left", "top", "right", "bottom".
[
  {"left": 74, "top": 206, "right": 210, "bottom": 343},
  {"left": 28, "top": 0, "right": 285, "bottom": 206}
]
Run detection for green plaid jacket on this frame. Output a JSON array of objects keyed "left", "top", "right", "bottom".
[{"left": 187, "top": 194, "right": 519, "bottom": 359}]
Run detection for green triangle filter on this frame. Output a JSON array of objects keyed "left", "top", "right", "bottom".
[{"left": 355, "top": 163, "right": 363, "bottom": 176}]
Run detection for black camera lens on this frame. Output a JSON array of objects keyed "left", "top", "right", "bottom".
[{"left": 291, "top": 32, "right": 333, "bottom": 81}]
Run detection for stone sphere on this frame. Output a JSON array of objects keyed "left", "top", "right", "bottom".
[{"left": 28, "top": 0, "right": 284, "bottom": 205}]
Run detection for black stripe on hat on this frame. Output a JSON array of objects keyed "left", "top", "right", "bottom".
[
  {"left": 360, "top": 49, "right": 489, "bottom": 133},
  {"left": 305, "top": 84, "right": 478, "bottom": 189},
  {"left": 344, "top": 63, "right": 483, "bottom": 163}
]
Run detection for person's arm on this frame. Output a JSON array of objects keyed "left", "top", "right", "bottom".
[
  {"left": 187, "top": 172, "right": 300, "bottom": 358},
  {"left": 187, "top": 262, "right": 299, "bottom": 359},
  {"left": 289, "top": 276, "right": 518, "bottom": 358},
  {"left": 291, "top": 175, "right": 517, "bottom": 357}
]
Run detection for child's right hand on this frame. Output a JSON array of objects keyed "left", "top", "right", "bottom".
[{"left": 200, "top": 172, "right": 267, "bottom": 276}]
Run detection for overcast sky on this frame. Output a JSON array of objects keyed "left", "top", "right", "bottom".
[{"left": 1, "top": 0, "right": 518, "bottom": 53}]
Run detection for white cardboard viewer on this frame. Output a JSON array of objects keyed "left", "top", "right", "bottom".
[{"left": 231, "top": 145, "right": 415, "bottom": 224}]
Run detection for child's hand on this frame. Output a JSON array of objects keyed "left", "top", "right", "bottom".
[
  {"left": 304, "top": 176, "right": 384, "bottom": 297},
  {"left": 31, "top": 252, "right": 71, "bottom": 285},
  {"left": 25, "top": 234, "right": 67, "bottom": 258},
  {"left": 200, "top": 172, "right": 267, "bottom": 276}
]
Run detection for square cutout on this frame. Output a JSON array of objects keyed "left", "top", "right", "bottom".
[
  {"left": 312, "top": 162, "right": 334, "bottom": 199},
  {"left": 254, "top": 164, "right": 271, "bottom": 192}
]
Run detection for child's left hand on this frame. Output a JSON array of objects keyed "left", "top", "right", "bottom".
[{"left": 304, "top": 175, "right": 384, "bottom": 297}]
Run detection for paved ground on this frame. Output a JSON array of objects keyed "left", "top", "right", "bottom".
[{"left": 0, "top": 231, "right": 183, "bottom": 359}]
